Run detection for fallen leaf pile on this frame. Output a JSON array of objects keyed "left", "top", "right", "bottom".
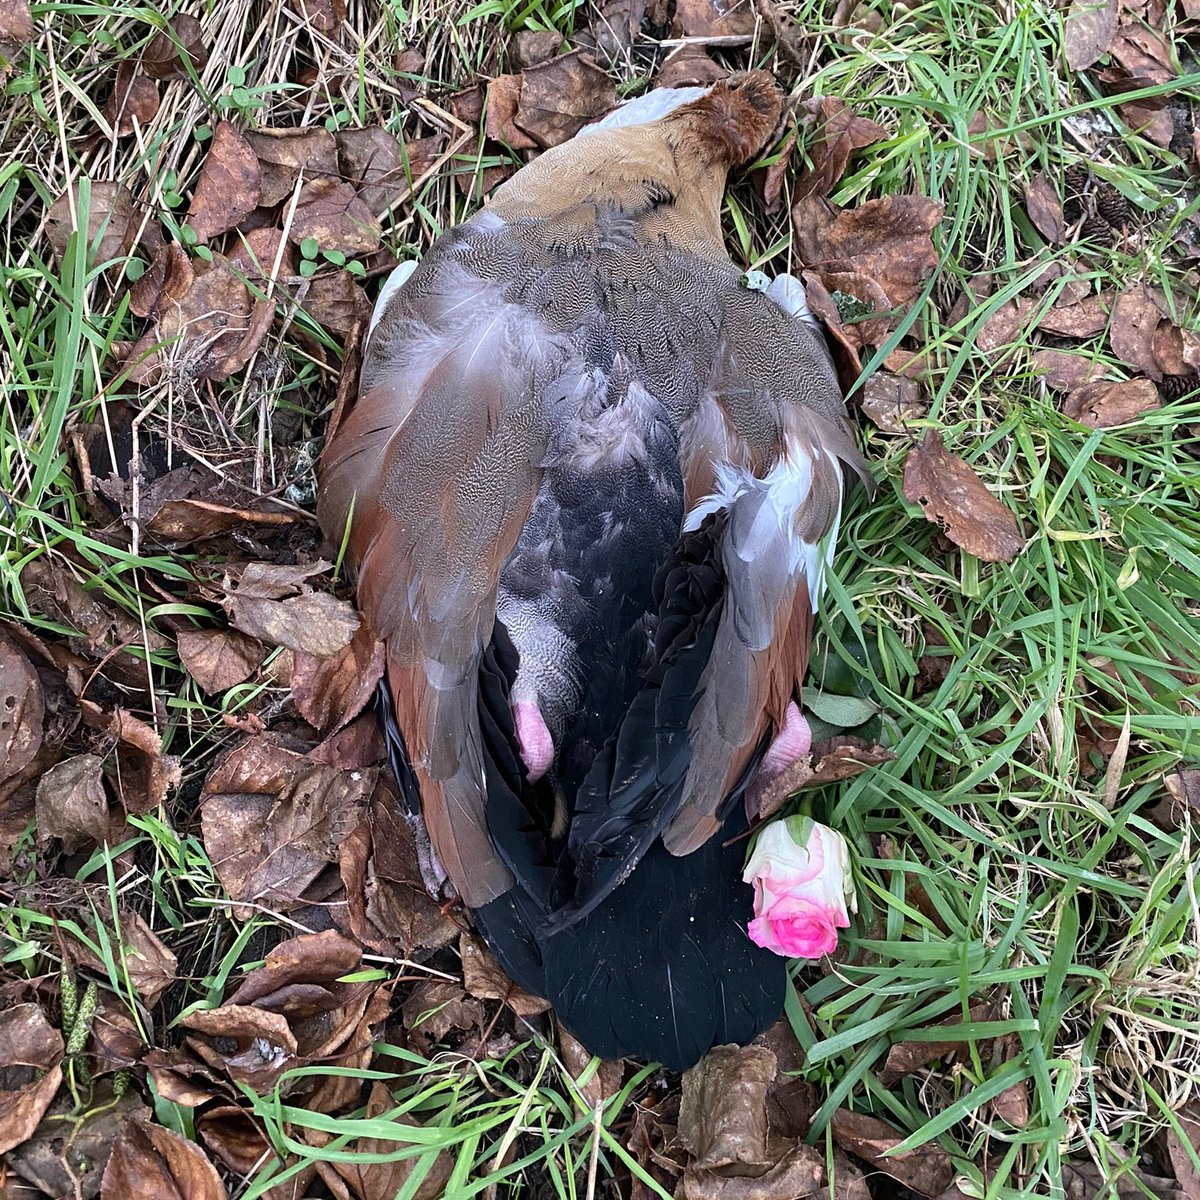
[{"left": 3, "top": 0, "right": 1199, "bottom": 1192}]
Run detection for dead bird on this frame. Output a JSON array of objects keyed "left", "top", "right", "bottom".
[{"left": 318, "top": 72, "right": 870, "bottom": 1070}]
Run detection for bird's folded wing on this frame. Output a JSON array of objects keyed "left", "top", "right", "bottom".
[
  {"left": 317, "top": 244, "right": 567, "bottom": 906},
  {"left": 665, "top": 298, "right": 872, "bottom": 854}
]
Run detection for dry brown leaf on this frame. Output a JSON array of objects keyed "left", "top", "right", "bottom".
[
  {"left": 860, "top": 371, "right": 926, "bottom": 433},
  {"left": 291, "top": 622, "right": 385, "bottom": 736},
  {"left": 227, "top": 587, "right": 360, "bottom": 658},
  {"left": 1038, "top": 292, "right": 1112, "bottom": 338},
  {"left": 679, "top": 1044, "right": 776, "bottom": 1169},
  {"left": 0, "top": 1, "right": 34, "bottom": 60},
  {"left": 79, "top": 701, "right": 180, "bottom": 813},
  {"left": 0, "top": 1004, "right": 65, "bottom": 1155},
  {"left": 0, "top": 630, "right": 43, "bottom": 786},
  {"left": 1165, "top": 1106, "right": 1200, "bottom": 1200},
  {"left": 141, "top": 14, "right": 208, "bottom": 80},
  {"left": 181, "top": 1004, "right": 298, "bottom": 1095},
  {"left": 830, "top": 1109, "right": 954, "bottom": 1198},
  {"left": 339, "top": 778, "right": 458, "bottom": 955},
  {"left": 966, "top": 110, "right": 1031, "bottom": 161},
  {"left": 142, "top": 1047, "right": 231, "bottom": 1109},
  {"left": 1064, "top": 0, "right": 1118, "bottom": 69},
  {"left": 400, "top": 980, "right": 483, "bottom": 1045},
  {"left": 298, "top": 267, "right": 373, "bottom": 337},
  {"left": 188, "top": 120, "right": 261, "bottom": 242},
  {"left": 591, "top": 0, "right": 651, "bottom": 61},
  {"left": 793, "top": 194, "right": 943, "bottom": 309},
  {"left": 515, "top": 51, "right": 617, "bottom": 148},
  {"left": 4, "top": 1087, "right": 146, "bottom": 1197},
  {"left": 1111, "top": 284, "right": 1165, "bottom": 380},
  {"left": 1062, "top": 1156, "right": 1181, "bottom": 1200},
  {"left": 290, "top": 178, "right": 382, "bottom": 255},
  {"left": 1151, "top": 321, "right": 1200, "bottom": 378},
  {"left": 129, "top": 239, "right": 194, "bottom": 319},
  {"left": 1024, "top": 174, "right": 1066, "bottom": 244},
  {"left": 880, "top": 1002, "right": 994, "bottom": 1084},
  {"left": 200, "top": 736, "right": 373, "bottom": 914},
  {"left": 336, "top": 126, "right": 429, "bottom": 214},
  {"left": 35, "top": 753, "right": 107, "bottom": 851},
  {"left": 70, "top": 911, "right": 177, "bottom": 1007},
  {"left": 19, "top": 558, "right": 168, "bottom": 702},
  {"left": 196, "top": 1106, "right": 275, "bottom": 1175},
  {"left": 654, "top": 45, "right": 729, "bottom": 89},
  {"left": 46, "top": 181, "right": 142, "bottom": 266},
  {"left": 749, "top": 738, "right": 895, "bottom": 820},
  {"left": 90, "top": 992, "right": 147, "bottom": 1075},
  {"left": 145, "top": 497, "right": 295, "bottom": 545},
  {"left": 795, "top": 97, "right": 887, "bottom": 202},
  {"left": 126, "top": 256, "right": 269, "bottom": 383},
  {"left": 1032, "top": 348, "right": 1104, "bottom": 392},
  {"left": 988, "top": 1035, "right": 1030, "bottom": 1128},
  {"left": 460, "top": 932, "right": 552, "bottom": 1018},
  {"left": 1106, "top": 23, "right": 1176, "bottom": 85},
  {"left": 486, "top": 73, "right": 538, "bottom": 150},
  {"left": 976, "top": 298, "right": 1031, "bottom": 355},
  {"left": 1165, "top": 769, "right": 1200, "bottom": 816},
  {"left": 178, "top": 628, "right": 266, "bottom": 694},
  {"left": 299, "top": 0, "right": 346, "bottom": 32},
  {"left": 512, "top": 28, "right": 565, "bottom": 67},
  {"left": 102, "top": 1113, "right": 227, "bottom": 1200},
  {"left": 679, "top": 1143, "right": 825, "bottom": 1200},
  {"left": 102, "top": 64, "right": 160, "bottom": 136},
  {"left": 244, "top": 127, "right": 339, "bottom": 206},
  {"left": 1062, "top": 378, "right": 1160, "bottom": 427},
  {"left": 673, "top": 0, "right": 758, "bottom": 37},
  {"left": 117, "top": 916, "right": 177, "bottom": 1007},
  {"left": 808, "top": 268, "right": 894, "bottom": 347},
  {"left": 222, "top": 561, "right": 360, "bottom": 658},
  {"left": 228, "top": 929, "right": 361, "bottom": 1007},
  {"left": 903, "top": 430, "right": 1024, "bottom": 563},
  {"left": 311, "top": 712, "right": 387, "bottom": 770},
  {"left": 228, "top": 225, "right": 297, "bottom": 289},
  {"left": 559, "top": 1028, "right": 624, "bottom": 1109},
  {"left": 1118, "top": 98, "right": 1175, "bottom": 146}
]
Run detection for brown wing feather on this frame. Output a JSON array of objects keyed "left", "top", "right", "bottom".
[
  {"left": 663, "top": 299, "right": 870, "bottom": 857},
  {"left": 317, "top": 246, "right": 567, "bottom": 906}
]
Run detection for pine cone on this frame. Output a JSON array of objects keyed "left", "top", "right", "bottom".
[{"left": 1096, "top": 184, "right": 1129, "bottom": 230}]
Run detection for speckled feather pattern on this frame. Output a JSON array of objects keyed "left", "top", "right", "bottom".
[{"left": 317, "top": 74, "right": 870, "bottom": 1068}]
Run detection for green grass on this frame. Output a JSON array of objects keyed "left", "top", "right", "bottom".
[{"left": 0, "top": 0, "right": 1197, "bottom": 1195}]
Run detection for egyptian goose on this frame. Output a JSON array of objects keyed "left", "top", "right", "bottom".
[{"left": 318, "top": 72, "right": 870, "bottom": 1070}]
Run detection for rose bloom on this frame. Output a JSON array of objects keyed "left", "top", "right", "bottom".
[{"left": 742, "top": 816, "right": 856, "bottom": 958}]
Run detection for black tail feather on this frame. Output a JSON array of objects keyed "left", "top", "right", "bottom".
[{"left": 466, "top": 546, "right": 786, "bottom": 1071}]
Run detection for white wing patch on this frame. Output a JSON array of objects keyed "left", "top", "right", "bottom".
[
  {"left": 683, "top": 446, "right": 843, "bottom": 612},
  {"left": 744, "top": 270, "right": 821, "bottom": 332},
  {"left": 580, "top": 85, "right": 716, "bottom": 135},
  {"left": 365, "top": 258, "right": 420, "bottom": 348}
]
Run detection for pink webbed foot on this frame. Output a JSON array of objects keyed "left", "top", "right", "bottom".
[
  {"left": 746, "top": 701, "right": 813, "bottom": 817},
  {"left": 759, "top": 701, "right": 812, "bottom": 777},
  {"left": 513, "top": 701, "right": 555, "bottom": 782}
]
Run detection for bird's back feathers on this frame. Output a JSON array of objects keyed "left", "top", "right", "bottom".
[{"left": 318, "top": 73, "right": 869, "bottom": 1068}]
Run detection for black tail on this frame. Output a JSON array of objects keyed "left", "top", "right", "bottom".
[
  {"left": 470, "top": 559, "right": 785, "bottom": 1072},
  {"left": 473, "top": 818, "right": 785, "bottom": 1071}
]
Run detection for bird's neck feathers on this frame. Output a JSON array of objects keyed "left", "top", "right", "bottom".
[
  {"left": 661, "top": 73, "right": 782, "bottom": 170},
  {"left": 486, "top": 73, "right": 782, "bottom": 256}
]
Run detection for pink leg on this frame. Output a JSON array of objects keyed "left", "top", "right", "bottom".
[
  {"left": 759, "top": 701, "right": 812, "bottom": 779},
  {"left": 745, "top": 701, "right": 814, "bottom": 818},
  {"left": 513, "top": 701, "right": 555, "bottom": 782}
]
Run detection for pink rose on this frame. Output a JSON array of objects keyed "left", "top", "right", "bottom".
[{"left": 742, "top": 817, "right": 856, "bottom": 959}]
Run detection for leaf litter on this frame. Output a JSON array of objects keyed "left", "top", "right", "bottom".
[{"left": 2, "top": 0, "right": 1199, "bottom": 1195}]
